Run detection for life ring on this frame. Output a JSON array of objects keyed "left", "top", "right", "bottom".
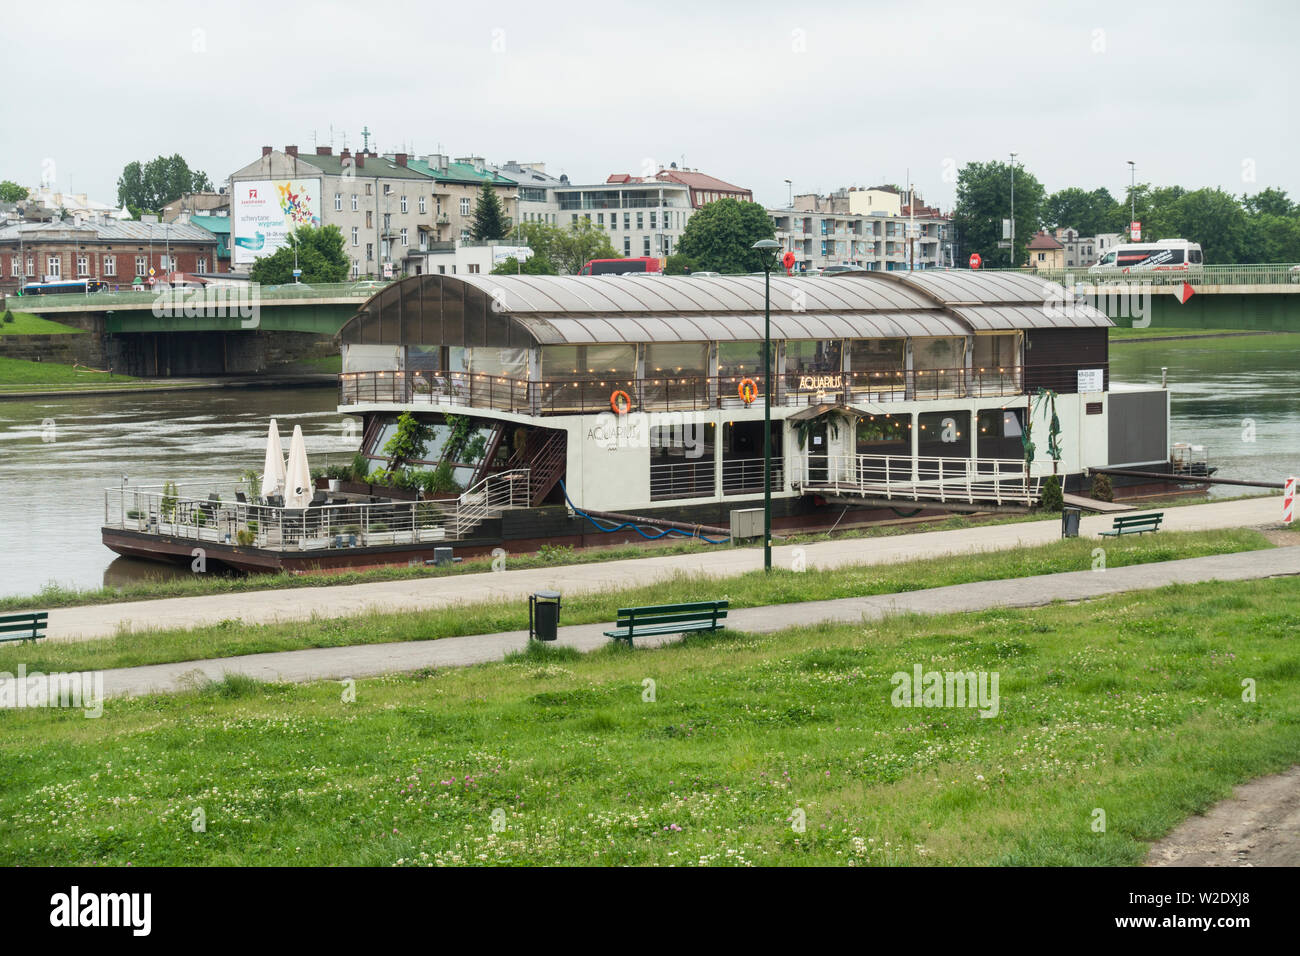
[
  {"left": 738, "top": 378, "right": 758, "bottom": 405},
  {"left": 610, "top": 389, "right": 632, "bottom": 415}
]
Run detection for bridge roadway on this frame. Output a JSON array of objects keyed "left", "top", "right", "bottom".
[{"left": 4, "top": 266, "right": 1300, "bottom": 334}]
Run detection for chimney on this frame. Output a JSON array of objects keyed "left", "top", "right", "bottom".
[
  {"left": 355, "top": 153, "right": 365, "bottom": 169},
  {"left": 285, "top": 145, "right": 298, "bottom": 158},
  {"left": 316, "top": 146, "right": 332, "bottom": 156},
  {"left": 395, "top": 153, "right": 408, "bottom": 167},
  {"left": 340, "top": 148, "right": 351, "bottom": 160},
  {"left": 261, "top": 145, "right": 273, "bottom": 157}
]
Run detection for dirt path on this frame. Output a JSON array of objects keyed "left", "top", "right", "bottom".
[{"left": 1146, "top": 766, "right": 1300, "bottom": 866}]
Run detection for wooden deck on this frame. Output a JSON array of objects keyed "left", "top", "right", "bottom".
[{"left": 1062, "top": 493, "right": 1135, "bottom": 513}]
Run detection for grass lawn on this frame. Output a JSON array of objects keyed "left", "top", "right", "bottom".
[
  {"left": 0, "top": 355, "right": 138, "bottom": 390},
  {"left": 0, "top": 576, "right": 1295, "bottom": 866},
  {"left": 0, "top": 528, "right": 1272, "bottom": 674},
  {"left": 0, "top": 311, "right": 85, "bottom": 335}
]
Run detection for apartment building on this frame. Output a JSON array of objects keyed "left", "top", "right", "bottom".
[
  {"left": 553, "top": 175, "right": 694, "bottom": 260},
  {"left": 491, "top": 160, "right": 564, "bottom": 226},
  {"left": 401, "top": 155, "right": 519, "bottom": 244},
  {"left": 771, "top": 186, "right": 954, "bottom": 272}
]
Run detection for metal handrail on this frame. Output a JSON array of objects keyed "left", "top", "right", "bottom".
[
  {"left": 979, "top": 263, "right": 1300, "bottom": 287},
  {"left": 793, "top": 453, "right": 1053, "bottom": 505}
]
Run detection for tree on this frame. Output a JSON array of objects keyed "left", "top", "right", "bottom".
[
  {"left": 675, "top": 198, "right": 776, "bottom": 273},
  {"left": 0, "top": 180, "right": 27, "bottom": 203},
  {"left": 509, "top": 221, "right": 561, "bottom": 266},
  {"left": 1163, "top": 188, "right": 1249, "bottom": 263},
  {"left": 663, "top": 252, "right": 701, "bottom": 274},
  {"left": 490, "top": 254, "right": 555, "bottom": 276},
  {"left": 471, "top": 179, "right": 508, "bottom": 240},
  {"left": 952, "top": 161, "right": 1045, "bottom": 267},
  {"left": 1242, "top": 188, "right": 1294, "bottom": 218},
  {"left": 116, "top": 154, "right": 213, "bottom": 214},
  {"left": 248, "top": 225, "right": 349, "bottom": 285},
  {"left": 552, "top": 220, "right": 620, "bottom": 275},
  {"left": 1042, "top": 187, "right": 1125, "bottom": 237}
]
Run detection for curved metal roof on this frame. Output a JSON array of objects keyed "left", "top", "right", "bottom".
[
  {"left": 338, "top": 271, "right": 1110, "bottom": 348},
  {"left": 452, "top": 273, "right": 937, "bottom": 314}
]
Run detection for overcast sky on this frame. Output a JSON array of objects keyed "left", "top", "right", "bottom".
[{"left": 4, "top": 0, "right": 1296, "bottom": 211}]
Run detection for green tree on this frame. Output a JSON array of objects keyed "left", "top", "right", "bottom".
[
  {"left": 0, "top": 180, "right": 27, "bottom": 203},
  {"left": 471, "top": 179, "right": 508, "bottom": 240},
  {"left": 490, "top": 254, "right": 555, "bottom": 276},
  {"left": 952, "top": 161, "right": 1045, "bottom": 267},
  {"left": 116, "top": 154, "right": 213, "bottom": 214},
  {"left": 663, "top": 252, "right": 701, "bottom": 274},
  {"left": 1163, "top": 188, "right": 1249, "bottom": 263},
  {"left": 1042, "top": 187, "right": 1125, "bottom": 237},
  {"left": 675, "top": 198, "right": 776, "bottom": 273},
  {"left": 248, "top": 225, "right": 349, "bottom": 285},
  {"left": 1242, "top": 188, "right": 1294, "bottom": 218},
  {"left": 509, "top": 221, "right": 561, "bottom": 266},
  {"left": 552, "top": 220, "right": 620, "bottom": 275}
]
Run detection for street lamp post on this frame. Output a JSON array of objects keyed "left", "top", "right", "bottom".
[
  {"left": 1009, "top": 152, "right": 1017, "bottom": 268},
  {"left": 1127, "top": 161, "right": 1136, "bottom": 235},
  {"left": 752, "top": 238, "right": 780, "bottom": 572}
]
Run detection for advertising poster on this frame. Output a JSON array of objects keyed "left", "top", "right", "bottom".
[{"left": 232, "top": 179, "right": 321, "bottom": 264}]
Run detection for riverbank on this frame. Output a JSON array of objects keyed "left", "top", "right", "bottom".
[
  {"left": 0, "top": 364, "right": 335, "bottom": 398},
  {"left": 3, "top": 573, "right": 1296, "bottom": 866},
  {"left": 2, "top": 493, "right": 1274, "bottom": 613}
]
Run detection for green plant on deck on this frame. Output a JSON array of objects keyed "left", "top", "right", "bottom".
[
  {"left": 793, "top": 410, "right": 843, "bottom": 450},
  {"left": 443, "top": 413, "right": 487, "bottom": 464},
  {"left": 383, "top": 412, "right": 435, "bottom": 472},
  {"left": 235, "top": 529, "right": 256, "bottom": 547},
  {"left": 240, "top": 469, "right": 260, "bottom": 501},
  {"left": 1091, "top": 473, "right": 1114, "bottom": 503},
  {"left": 160, "top": 481, "right": 179, "bottom": 522},
  {"left": 350, "top": 452, "right": 371, "bottom": 483}
]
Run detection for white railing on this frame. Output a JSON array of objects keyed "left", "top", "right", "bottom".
[
  {"left": 793, "top": 454, "right": 1055, "bottom": 505},
  {"left": 454, "top": 469, "right": 530, "bottom": 537},
  {"left": 105, "top": 469, "right": 531, "bottom": 552}
]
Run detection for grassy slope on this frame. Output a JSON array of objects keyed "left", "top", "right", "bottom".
[
  {"left": 0, "top": 355, "right": 137, "bottom": 388},
  {"left": 0, "top": 529, "right": 1272, "bottom": 674},
  {"left": 0, "top": 576, "right": 1295, "bottom": 866},
  {"left": 0, "top": 311, "right": 85, "bottom": 335}
]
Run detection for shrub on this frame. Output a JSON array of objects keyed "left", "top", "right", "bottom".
[
  {"left": 1039, "top": 475, "right": 1064, "bottom": 512},
  {"left": 235, "top": 529, "right": 256, "bottom": 546},
  {"left": 2, "top": 310, "right": 13, "bottom": 324},
  {"left": 350, "top": 452, "right": 371, "bottom": 483},
  {"left": 1091, "top": 473, "right": 1114, "bottom": 502}
]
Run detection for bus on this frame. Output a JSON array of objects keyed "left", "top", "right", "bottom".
[
  {"left": 19, "top": 279, "right": 109, "bottom": 296},
  {"left": 1089, "top": 240, "right": 1203, "bottom": 274},
  {"left": 578, "top": 257, "right": 662, "bottom": 276}
]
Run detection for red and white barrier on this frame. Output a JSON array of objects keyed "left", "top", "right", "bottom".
[{"left": 1285, "top": 476, "right": 1296, "bottom": 525}]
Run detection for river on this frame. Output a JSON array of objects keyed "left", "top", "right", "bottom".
[
  {"left": 1, "top": 334, "right": 1297, "bottom": 600},
  {"left": 0, "top": 385, "right": 351, "bottom": 599}
]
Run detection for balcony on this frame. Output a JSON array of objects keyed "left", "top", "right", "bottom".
[{"left": 336, "top": 364, "right": 1085, "bottom": 416}]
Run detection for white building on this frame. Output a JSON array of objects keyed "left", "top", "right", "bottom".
[
  {"left": 771, "top": 188, "right": 954, "bottom": 272},
  {"left": 552, "top": 176, "right": 694, "bottom": 261}
]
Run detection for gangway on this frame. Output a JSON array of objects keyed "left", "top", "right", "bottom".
[{"left": 793, "top": 454, "right": 1052, "bottom": 507}]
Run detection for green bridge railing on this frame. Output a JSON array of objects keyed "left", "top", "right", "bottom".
[{"left": 977, "top": 263, "right": 1300, "bottom": 286}]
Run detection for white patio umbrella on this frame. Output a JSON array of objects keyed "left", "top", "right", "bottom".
[
  {"left": 284, "top": 424, "right": 313, "bottom": 509},
  {"left": 261, "top": 419, "right": 287, "bottom": 499}
]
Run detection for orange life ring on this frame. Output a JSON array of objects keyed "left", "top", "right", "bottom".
[
  {"left": 738, "top": 378, "right": 758, "bottom": 405},
  {"left": 610, "top": 389, "right": 632, "bottom": 415}
]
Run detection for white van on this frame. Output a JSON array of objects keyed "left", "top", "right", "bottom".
[{"left": 1089, "top": 239, "right": 1203, "bottom": 274}]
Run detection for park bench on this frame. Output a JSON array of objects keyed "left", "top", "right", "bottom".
[
  {"left": 604, "top": 600, "right": 728, "bottom": 645},
  {"left": 1099, "top": 512, "right": 1164, "bottom": 537},
  {"left": 0, "top": 612, "right": 48, "bottom": 645}
]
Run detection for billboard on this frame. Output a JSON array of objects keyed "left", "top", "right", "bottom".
[{"left": 232, "top": 179, "right": 322, "bottom": 265}]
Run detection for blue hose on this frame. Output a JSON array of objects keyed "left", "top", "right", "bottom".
[{"left": 558, "top": 480, "right": 729, "bottom": 545}]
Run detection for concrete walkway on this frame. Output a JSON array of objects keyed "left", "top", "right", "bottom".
[
  {"left": 43, "top": 494, "right": 1284, "bottom": 643},
  {"left": 95, "top": 546, "right": 1300, "bottom": 699}
]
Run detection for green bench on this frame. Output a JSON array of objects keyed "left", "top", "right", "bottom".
[
  {"left": 604, "top": 601, "right": 728, "bottom": 645},
  {"left": 1099, "top": 512, "right": 1164, "bottom": 537},
  {"left": 0, "top": 612, "right": 48, "bottom": 645}
]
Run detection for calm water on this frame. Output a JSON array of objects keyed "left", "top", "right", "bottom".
[
  {"left": 0, "top": 386, "right": 351, "bottom": 599},
  {"left": 1108, "top": 335, "right": 1300, "bottom": 493},
  {"left": 0, "top": 336, "right": 1297, "bottom": 599}
]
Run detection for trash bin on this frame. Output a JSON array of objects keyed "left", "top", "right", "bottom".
[
  {"left": 529, "top": 590, "right": 561, "bottom": 642},
  {"left": 1061, "top": 506, "right": 1081, "bottom": 539}
]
